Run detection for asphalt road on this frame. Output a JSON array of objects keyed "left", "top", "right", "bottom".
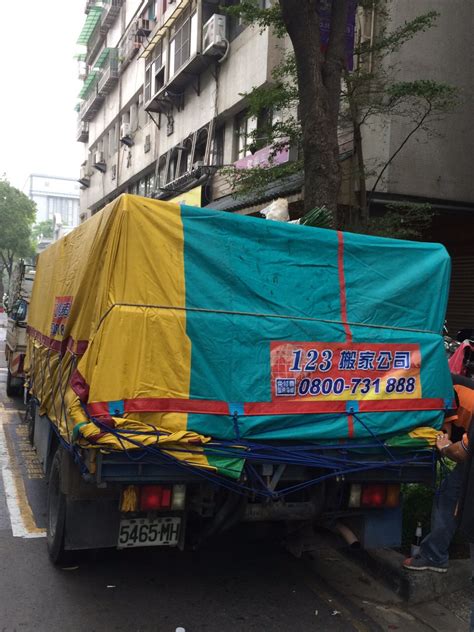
[{"left": 0, "top": 315, "right": 378, "bottom": 632}]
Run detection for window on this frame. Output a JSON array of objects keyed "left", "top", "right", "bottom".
[
  {"left": 212, "top": 125, "right": 225, "bottom": 166},
  {"left": 223, "top": 1, "right": 272, "bottom": 40},
  {"left": 145, "top": 173, "right": 155, "bottom": 196},
  {"left": 170, "top": 8, "right": 191, "bottom": 76},
  {"left": 158, "top": 155, "right": 168, "bottom": 188},
  {"left": 145, "top": 40, "right": 165, "bottom": 102},
  {"left": 235, "top": 112, "right": 257, "bottom": 159},
  {"left": 155, "top": 0, "right": 167, "bottom": 20},
  {"left": 178, "top": 137, "right": 193, "bottom": 176},
  {"left": 194, "top": 128, "right": 209, "bottom": 165},
  {"left": 168, "top": 150, "right": 179, "bottom": 182},
  {"left": 46, "top": 197, "right": 78, "bottom": 226},
  {"left": 234, "top": 109, "right": 272, "bottom": 159}
]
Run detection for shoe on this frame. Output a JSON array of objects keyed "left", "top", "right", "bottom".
[{"left": 403, "top": 555, "right": 448, "bottom": 573}]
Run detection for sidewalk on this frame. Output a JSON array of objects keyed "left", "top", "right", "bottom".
[{"left": 308, "top": 537, "right": 473, "bottom": 632}]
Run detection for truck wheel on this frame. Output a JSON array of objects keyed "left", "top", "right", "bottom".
[
  {"left": 47, "top": 448, "right": 70, "bottom": 565},
  {"left": 6, "top": 368, "right": 22, "bottom": 398},
  {"left": 6, "top": 368, "right": 15, "bottom": 397}
]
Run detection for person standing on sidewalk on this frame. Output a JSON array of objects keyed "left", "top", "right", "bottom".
[
  {"left": 403, "top": 374, "right": 474, "bottom": 573},
  {"left": 456, "top": 422, "right": 474, "bottom": 631}
]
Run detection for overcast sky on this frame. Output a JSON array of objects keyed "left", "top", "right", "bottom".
[{"left": 0, "top": 1, "right": 85, "bottom": 192}]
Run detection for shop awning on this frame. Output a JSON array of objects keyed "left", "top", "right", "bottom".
[
  {"left": 94, "top": 47, "right": 112, "bottom": 68},
  {"left": 206, "top": 173, "right": 304, "bottom": 213},
  {"left": 78, "top": 70, "right": 99, "bottom": 99},
  {"left": 77, "top": 6, "right": 103, "bottom": 46},
  {"left": 140, "top": 0, "right": 191, "bottom": 60}
]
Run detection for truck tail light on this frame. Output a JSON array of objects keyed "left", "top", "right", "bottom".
[
  {"left": 361, "top": 484, "right": 386, "bottom": 507},
  {"left": 140, "top": 485, "right": 172, "bottom": 511},
  {"left": 349, "top": 483, "right": 401, "bottom": 509},
  {"left": 385, "top": 484, "right": 401, "bottom": 508}
]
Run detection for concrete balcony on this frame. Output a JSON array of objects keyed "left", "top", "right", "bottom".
[
  {"left": 80, "top": 87, "right": 104, "bottom": 122},
  {"left": 100, "top": 0, "right": 123, "bottom": 33},
  {"left": 76, "top": 119, "right": 89, "bottom": 143},
  {"left": 98, "top": 51, "right": 119, "bottom": 95},
  {"left": 119, "top": 33, "right": 143, "bottom": 72}
]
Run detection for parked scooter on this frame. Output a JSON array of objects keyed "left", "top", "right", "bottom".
[
  {"left": 448, "top": 327, "right": 474, "bottom": 378},
  {"left": 444, "top": 322, "right": 461, "bottom": 358}
]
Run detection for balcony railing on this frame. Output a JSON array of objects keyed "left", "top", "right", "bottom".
[
  {"left": 119, "top": 32, "right": 143, "bottom": 71},
  {"left": 101, "top": 0, "right": 123, "bottom": 33},
  {"left": 86, "top": 19, "right": 106, "bottom": 65},
  {"left": 76, "top": 119, "right": 89, "bottom": 143},
  {"left": 98, "top": 50, "right": 119, "bottom": 95},
  {"left": 80, "top": 87, "right": 104, "bottom": 122}
]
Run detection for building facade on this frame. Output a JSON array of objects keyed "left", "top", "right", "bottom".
[
  {"left": 76, "top": 0, "right": 286, "bottom": 221},
  {"left": 28, "top": 174, "right": 80, "bottom": 237},
  {"left": 361, "top": 0, "right": 474, "bottom": 333},
  {"left": 75, "top": 0, "right": 474, "bottom": 331}
]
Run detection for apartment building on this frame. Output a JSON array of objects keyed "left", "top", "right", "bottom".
[
  {"left": 75, "top": 0, "right": 295, "bottom": 222},
  {"left": 75, "top": 1, "right": 473, "bottom": 331}
]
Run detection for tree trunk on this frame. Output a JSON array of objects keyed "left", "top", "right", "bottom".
[{"left": 279, "top": 0, "right": 349, "bottom": 224}]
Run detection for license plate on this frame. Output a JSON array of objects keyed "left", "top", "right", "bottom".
[{"left": 117, "top": 517, "right": 181, "bottom": 548}]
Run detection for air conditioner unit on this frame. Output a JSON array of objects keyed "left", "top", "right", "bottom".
[
  {"left": 120, "top": 123, "right": 134, "bottom": 146},
  {"left": 202, "top": 14, "right": 227, "bottom": 56},
  {"left": 136, "top": 18, "right": 154, "bottom": 35},
  {"left": 120, "top": 123, "right": 131, "bottom": 138}
]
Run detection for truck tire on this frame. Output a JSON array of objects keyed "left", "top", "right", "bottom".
[
  {"left": 47, "top": 448, "right": 70, "bottom": 565},
  {"left": 6, "top": 368, "right": 15, "bottom": 397},
  {"left": 6, "top": 367, "right": 21, "bottom": 398}
]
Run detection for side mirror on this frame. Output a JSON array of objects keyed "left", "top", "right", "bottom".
[{"left": 13, "top": 300, "right": 27, "bottom": 323}]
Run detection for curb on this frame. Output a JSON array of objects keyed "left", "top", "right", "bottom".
[{"left": 347, "top": 547, "right": 471, "bottom": 603}]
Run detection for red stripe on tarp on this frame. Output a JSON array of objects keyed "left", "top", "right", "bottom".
[
  {"left": 337, "top": 230, "right": 352, "bottom": 343},
  {"left": 27, "top": 325, "right": 88, "bottom": 356},
  {"left": 347, "top": 413, "right": 354, "bottom": 438},
  {"left": 244, "top": 398, "right": 445, "bottom": 415},
  {"left": 70, "top": 369, "right": 90, "bottom": 403},
  {"left": 87, "top": 398, "right": 231, "bottom": 417},
  {"left": 85, "top": 396, "right": 447, "bottom": 418}
]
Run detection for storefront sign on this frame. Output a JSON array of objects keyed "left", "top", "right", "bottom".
[{"left": 234, "top": 145, "right": 290, "bottom": 171}]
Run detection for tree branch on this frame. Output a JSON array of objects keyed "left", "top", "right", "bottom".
[{"left": 368, "top": 101, "right": 433, "bottom": 204}]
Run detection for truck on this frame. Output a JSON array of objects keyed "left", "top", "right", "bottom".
[
  {"left": 24, "top": 194, "right": 453, "bottom": 564},
  {"left": 4, "top": 261, "right": 35, "bottom": 397}
]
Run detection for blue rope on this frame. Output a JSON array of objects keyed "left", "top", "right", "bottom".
[{"left": 74, "top": 410, "right": 436, "bottom": 499}]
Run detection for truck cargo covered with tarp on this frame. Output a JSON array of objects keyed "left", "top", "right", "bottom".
[{"left": 25, "top": 194, "right": 453, "bottom": 482}]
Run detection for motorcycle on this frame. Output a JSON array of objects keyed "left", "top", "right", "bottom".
[{"left": 447, "top": 326, "right": 474, "bottom": 379}]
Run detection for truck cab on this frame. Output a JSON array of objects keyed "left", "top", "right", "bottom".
[{"left": 5, "top": 263, "right": 35, "bottom": 397}]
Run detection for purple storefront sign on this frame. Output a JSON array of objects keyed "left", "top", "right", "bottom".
[{"left": 234, "top": 144, "right": 290, "bottom": 170}]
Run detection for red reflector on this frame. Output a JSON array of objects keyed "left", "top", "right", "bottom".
[
  {"left": 361, "top": 484, "right": 386, "bottom": 507},
  {"left": 139, "top": 485, "right": 172, "bottom": 511}
]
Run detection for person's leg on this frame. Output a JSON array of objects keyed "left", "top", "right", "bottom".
[
  {"left": 404, "top": 463, "right": 465, "bottom": 570},
  {"left": 419, "top": 463, "right": 465, "bottom": 565}
]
